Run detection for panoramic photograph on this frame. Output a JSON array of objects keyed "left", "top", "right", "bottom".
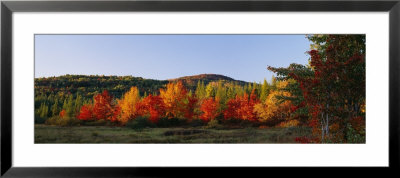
[{"left": 34, "top": 34, "right": 365, "bottom": 143}]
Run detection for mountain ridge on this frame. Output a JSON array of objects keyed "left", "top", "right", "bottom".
[
  {"left": 168, "top": 73, "right": 248, "bottom": 86},
  {"left": 36, "top": 73, "right": 248, "bottom": 83}
]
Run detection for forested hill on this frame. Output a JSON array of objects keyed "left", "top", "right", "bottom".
[
  {"left": 34, "top": 74, "right": 251, "bottom": 99},
  {"left": 168, "top": 74, "right": 248, "bottom": 87}
]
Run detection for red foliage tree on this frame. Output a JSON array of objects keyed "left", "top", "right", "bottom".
[
  {"left": 110, "top": 104, "right": 121, "bottom": 122},
  {"left": 288, "top": 35, "right": 365, "bottom": 142},
  {"left": 77, "top": 104, "right": 93, "bottom": 121},
  {"left": 92, "top": 90, "right": 118, "bottom": 121},
  {"left": 224, "top": 95, "right": 242, "bottom": 120},
  {"left": 223, "top": 89, "right": 259, "bottom": 121},
  {"left": 247, "top": 89, "right": 260, "bottom": 121},
  {"left": 59, "top": 109, "right": 66, "bottom": 118},
  {"left": 136, "top": 94, "right": 166, "bottom": 123},
  {"left": 199, "top": 97, "right": 220, "bottom": 122},
  {"left": 184, "top": 94, "right": 198, "bottom": 120}
]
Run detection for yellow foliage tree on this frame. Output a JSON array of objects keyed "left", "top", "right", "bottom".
[
  {"left": 159, "top": 81, "right": 188, "bottom": 118},
  {"left": 117, "top": 86, "right": 140, "bottom": 124},
  {"left": 254, "top": 80, "right": 292, "bottom": 122}
]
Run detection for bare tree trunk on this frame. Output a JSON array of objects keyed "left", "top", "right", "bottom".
[{"left": 326, "top": 114, "right": 329, "bottom": 137}]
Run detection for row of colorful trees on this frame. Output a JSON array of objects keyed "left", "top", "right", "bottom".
[
  {"left": 35, "top": 77, "right": 278, "bottom": 122},
  {"left": 35, "top": 76, "right": 274, "bottom": 121},
  {"left": 73, "top": 79, "right": 293, "bottom": 126}
]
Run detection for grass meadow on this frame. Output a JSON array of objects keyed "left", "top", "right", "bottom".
[{"left": 35, "top": 124, "right": 311, "bottom": 144}]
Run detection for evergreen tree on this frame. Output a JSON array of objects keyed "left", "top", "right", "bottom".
[
  {"left": 205, "top": 83, "right": 215, "bottom": 98},
  {"left": 51, "top": 98, "right": 59, "bottom": 116},
  {"left": 215, "top": 81, "right": 227, "bottom": 112},
  {"left": 38, "top": 103, "right": 49, "bottom": 118},
  {"left": 260, "top": 78, "right": 269, "bottom": 102},
  {"left": 226, "top": 84, "right": 236, "bottom": 100},
  {"left": 74, "top": 94, "right": 83, "bottom": 114},
  {"left": 63, "top": 95, "right": 75, "bottom": 117},
  {"left": 271, "top": 76, "right": 277, "bottom": 90},
  {"left": 195, "top": 80, "right": 206, "bottom": 100}
]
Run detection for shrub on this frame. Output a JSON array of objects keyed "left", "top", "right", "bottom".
[
  {"left": 345, "top": 123, "right": 365, "bottom": 143},
  {"left": 278, "top": 120, "right": 300, "bottom": 128},
  {"left": 45, "top": 116, "right": 81, "bottom": 126},
  {"left": 126, "top": 117, "right": 155, "bottom": 131}
]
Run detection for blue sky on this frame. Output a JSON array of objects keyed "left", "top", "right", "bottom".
[{"left": 35, "top": 34, "right": 311, "bottom": 83}]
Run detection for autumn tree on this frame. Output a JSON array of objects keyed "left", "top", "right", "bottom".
[
  {"left": 136, "top": 94, "right": 166, "bottom": 123},
  {"left": 224, "top": 83, "right": 256, "bottom": 121},
  {"left": 58, "top": 109, "right": 66, "bottom": 118},
  {"left": 199, "top": 97, "right": 220, "bottom": 122},
  {"left": 92, "top": 90, "right": 119, "bottom": 121},
  {"left": 184, "top": 91, "right": 198, "bottom": 120},
  {"left": 268, "top": 64, "right": 313, "bottom": 125},
  {"left": 223, "top": 89, "right": 260, "bottom": 121},
  {"left": 248, "top": 89, "right": 260, "bottom": 120},
  {"left": 253, "top": 81, "right": 292, "bottom": 124},
  {"left": 224, "top": 95, "right": 241, "bottom": 120},
  {"left": 117, "top": 86, "right": 141, "bottom": 124},
  {"left": 277, "top": 35, "right": 366, "bottom": 142},
  {"left": 160, "top": 81, "right": 188, "bottom": 119},
  {"left": 77, "top": 104, "right": 94, "bottom": 121}
]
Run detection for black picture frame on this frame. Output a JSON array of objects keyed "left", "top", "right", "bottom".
[{"left": 1, "top": 0, "right": 399, "bottom": 177}]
